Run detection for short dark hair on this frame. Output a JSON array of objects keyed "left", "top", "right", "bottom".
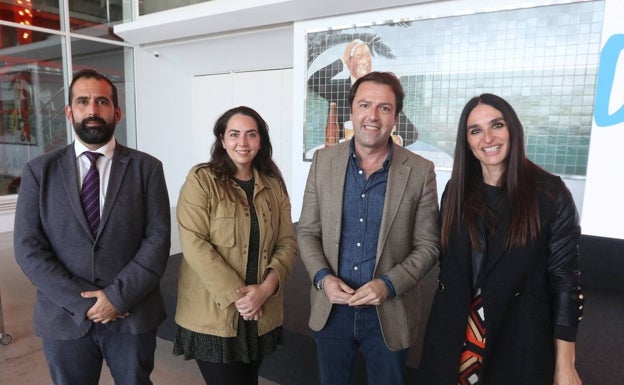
[
  {"left": 68, "top": 69, "right": 119, "bottom": 109},
  {"left": 348, "top": 71, "right": 405, "bottom": 117}
]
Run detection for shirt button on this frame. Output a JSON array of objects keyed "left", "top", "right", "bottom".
[
  {"left": 359, "top": 218, "right": 364, "bottom": 222},
  {"left": 358, "top": 170, "right": 363, "bottom": 174},
  {"left": 356, "top": 242, "right": 361, "bottom": 247},
  {"left": 361, "top": 193, "right": 366, "bottom": 198},
  {"left": 354, "top": 266, "right": 358, "bottom": 270}
]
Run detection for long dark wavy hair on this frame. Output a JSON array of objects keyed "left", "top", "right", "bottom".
[
  {"left": 441, "top": 93, "right": 542, "bottom": 251},
  {"left": 203, "top": 106, "right": 287, "bottom": 203}
]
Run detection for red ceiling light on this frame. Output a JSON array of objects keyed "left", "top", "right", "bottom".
[{"left": 14, "top": 0, "right": 33, "bottom": 44}]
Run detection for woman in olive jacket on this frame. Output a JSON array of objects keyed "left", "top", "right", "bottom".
[
  {"left": 419, "top": 94, "right": 583, "bottom": 385},
  {"left": 174, "top": 106, "right": 297, "bottom": 385}
]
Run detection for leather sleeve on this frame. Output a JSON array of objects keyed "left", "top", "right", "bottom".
[{"left": 545, "top": 178, "right": 583, "bottom": 341}]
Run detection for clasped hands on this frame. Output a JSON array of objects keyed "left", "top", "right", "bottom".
[
  {"left": 234, "top": 284, "right": 273, "bottom": 321},
  {"left": 82, "top": 290, "right": 129, "bottom": 324},
  {"left": 321, "top": 275, "right": 389, "bottom": 306}
]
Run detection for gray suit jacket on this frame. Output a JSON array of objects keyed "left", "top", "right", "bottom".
[
  {"left": 297, "top": 141, "right": 440, "bottom": 351},
  {"left": 14, "top": 141, "right": 171, "bottom": 340}
]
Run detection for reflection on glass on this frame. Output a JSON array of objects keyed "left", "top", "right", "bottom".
[
  {"left": 0, "top": 0, "right": 61, "bottom": 31},
  {"left": 0, "top": 29, "right": 66, "bottom": 196},
  {"left": 0, "top": 30, "right": 135, "bottom": 196},
  {"left": 68, "top": 0, "right": 128, "bottom": 41}
]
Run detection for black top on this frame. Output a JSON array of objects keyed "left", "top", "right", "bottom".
[
  {"left": 173, "top": 177, "right": 282, "bottom": 364},
  {"left": 472, "top": 183, "right": 508, "bottom": 290}
]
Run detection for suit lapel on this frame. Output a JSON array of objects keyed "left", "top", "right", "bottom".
[
  {"left": 377, "top": 150, "right": 410, "bottom": 255},
  {"left": 329, "top": 144, "right": 349, "bottom": 243},
  {"left": 59, "top": 144, "right": 94, "bottom": 238},
  {"left": 99, "top": 142, "right": 130, "bottom": 236}
]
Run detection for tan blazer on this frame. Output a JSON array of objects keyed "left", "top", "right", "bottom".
[{"left": 297, "top": 141, "right": 440, "bottom": 351}]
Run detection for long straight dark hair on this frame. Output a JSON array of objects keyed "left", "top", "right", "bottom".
[
  {"left": 441, "top": 94, "right": 541, "bottom": 251},
  {"left": 203, "top": 106, "right": 287, "bottom": 202}
]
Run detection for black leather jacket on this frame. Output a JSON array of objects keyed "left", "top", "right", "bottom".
[{"left": 420, "top": 168, "right": 583, "bottom": 385}]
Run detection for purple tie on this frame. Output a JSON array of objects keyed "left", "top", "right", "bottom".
[{"left": 81, "top": 151, "right": 102, "bottom": 237}]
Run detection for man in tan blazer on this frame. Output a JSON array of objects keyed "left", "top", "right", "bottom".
[{"left": 297, "top": 71, "right": 440, "bottom": 385}]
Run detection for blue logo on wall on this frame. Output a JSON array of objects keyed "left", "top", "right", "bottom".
[{"left": 595, "top": 34, "right": 624, "bottom": 127}]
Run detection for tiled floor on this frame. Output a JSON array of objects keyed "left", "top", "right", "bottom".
[{"left": 0, "top": 231, "right": 278, "bottom": 385}]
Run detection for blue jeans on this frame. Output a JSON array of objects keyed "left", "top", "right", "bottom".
[{"left": 314, "top": 304, "right": 409, "bottom": 385}]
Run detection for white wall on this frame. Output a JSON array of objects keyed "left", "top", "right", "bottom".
[
  {"left": 0, "top": 196, "right": 17, "bottom": 233},
  {"left": 581, "top": 0, "right": 624, "bottom": 239}
]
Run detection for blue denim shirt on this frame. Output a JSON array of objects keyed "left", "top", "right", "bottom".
[{"left": 314, "top": 140, "right": 396, "bottom": 297}]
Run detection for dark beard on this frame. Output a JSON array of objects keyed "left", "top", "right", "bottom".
[{"left": 73, "top": 116, "right": 115, "bottom": 145}]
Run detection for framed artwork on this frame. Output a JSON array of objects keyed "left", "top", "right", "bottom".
[{"left": 303, "top": 0, "right": 604, "bottom": 177}]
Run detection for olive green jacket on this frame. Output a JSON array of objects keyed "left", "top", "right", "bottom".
[{"left": 175, "top": 165, "right": 297, "bottom": 337}]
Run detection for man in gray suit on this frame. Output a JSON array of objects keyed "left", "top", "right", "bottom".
[
  {"left": 297, "top": 71, "right": 440, "bottom": 385},
  {"left": 13, "top": 69, "right": 171, "bottom": 385}
]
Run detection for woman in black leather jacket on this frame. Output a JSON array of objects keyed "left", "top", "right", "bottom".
[{"left": 419, "top": 94, "right": 584, "bottom": 385}]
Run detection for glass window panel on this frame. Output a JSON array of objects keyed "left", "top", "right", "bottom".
[
  {"left": 71, "top": 38, "right": 135, "bottom": 148},
  {"left": 139, "top": 0, "right": 211, "bottom": 16},
  {"left": 0, "top": 0, "right": 61, "bottom": 31},
  {"left": 0, "top": 29, "right": 66, "bottom": 195},
  {"left": 68, "top": 0, "right": 129, "bottom": 41},
  {"left": 0, "top": 3, "right": 135, "bottom": 198}
]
